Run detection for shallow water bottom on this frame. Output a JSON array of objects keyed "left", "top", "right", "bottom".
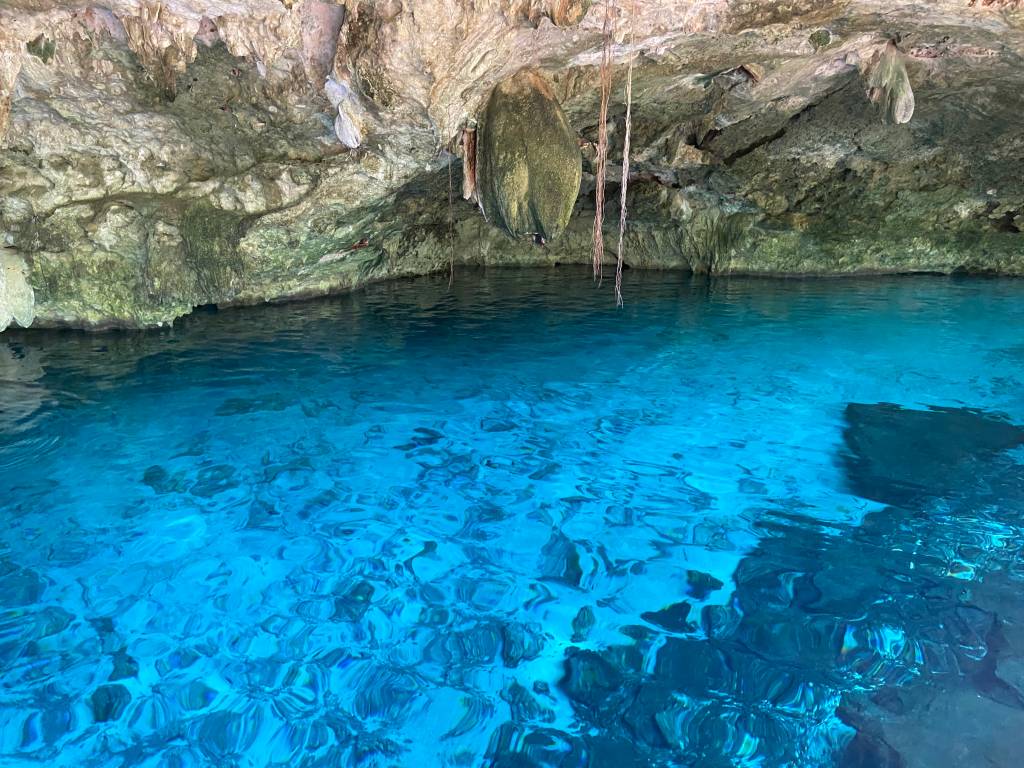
[{"left": 2, "top": 268, "right": 1024, "bottom": 767}]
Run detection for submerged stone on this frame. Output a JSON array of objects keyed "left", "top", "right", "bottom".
[
  {"left": 332, "top": 580, "right": 375, "bottom": 622},
  {"left": 501, "top": 622, "right": 543, "bottom": 668},
  {"left": 91, "top": 684, "right": 131, "bottom": 722},
  {"left": 142, "top": 465, "right": 171, "bottom": 494},
  {"left": 686, "top": 570, "right": 724, "bottom": 600},
  {"left": 189, "top": 464, "right": 239, "bottom": 498},
  {"left": 559, "top": 648, "right": 623, "bottom": 710},
  {"left": 109, "top": 647, "right": 139, "bottom": 681},
  {"left": 0, "top": 560, "right": 44, "bottom": 606},
  {"left": 501, "top": 681, "right": 554, "bottom": 723},
  {"left": 841, "top": 403, "right": 1024, "bottom": 507},
  {"left": 476, "top": 69, "right": 582, "bottom": 242},
  {"left": 485, "top": 722, "right": 589, "bottom": 768},
  {"left": 539, "top": 531, "right": 584, "bottom": 586},
  {"left": 641, "top": 601, "right": 695, "bottom": 633},
  {"left": 216, "top": 394, "right": 290, "bottom": 416},
  {"left": 571, "top": 605, "right": 596, "bottom": 642}
]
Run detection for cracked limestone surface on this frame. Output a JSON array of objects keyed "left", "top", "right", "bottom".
[{"left": 1, "top": 0, "right": 1023, "bottom": 328}]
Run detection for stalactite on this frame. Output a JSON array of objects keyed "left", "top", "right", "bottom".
[
  {"left": 592, "top": 0, "right": 616, "bottom": 282},
  {"left": 476, "top": 70, "right": 582, "bottom": 241},
  {"left": 614, "top": 1, "right": 636, "bottom": 308},
  {"left": 300, "top": 0, "right": 346, "bottom": 87},
  {"left": 462, "top": 123, "right": 478, "bottom": 202},
  {"left": 867, "top": 40, "right": 914, "bottom": 125}
]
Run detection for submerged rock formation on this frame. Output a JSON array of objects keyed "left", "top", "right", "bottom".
[{"left": 1, "top": 0, "right": 1023, "bottom": 328}]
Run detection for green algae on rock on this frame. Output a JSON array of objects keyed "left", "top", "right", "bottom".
[
  {"left": 180, "top": 203, "right": 249, "bottom": 303},
  {"left": 25, "top": 34, "right": 55, "bottom": 64},
  {"left": 476, "top": 70, "right": 582, "bottom": 242}
]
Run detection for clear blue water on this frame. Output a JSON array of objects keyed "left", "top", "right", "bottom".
[{"left": 2, "top": 269, "right": 1024, "bottom": 768}]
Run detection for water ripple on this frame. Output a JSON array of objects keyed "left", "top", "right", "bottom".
[{"left": 1, "top": 270, "right": 1024, "bottom": 766}]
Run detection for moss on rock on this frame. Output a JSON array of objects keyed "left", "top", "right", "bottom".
[
  {"left": 477, "top": 69, "right": 582, "bottom": 242},
  {"left": 179, "top": 203, "right": 248, "bottom": 302},
  {"left": 26, "top": 35, "right": 56, "bottom": 64}
]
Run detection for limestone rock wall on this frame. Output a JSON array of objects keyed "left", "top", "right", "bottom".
[
  {"left": 1, "top": 0, "right": 1023, "bottom": 328},
  {"left": 476, "top": 69, "right": 582, "bottom": 241}
]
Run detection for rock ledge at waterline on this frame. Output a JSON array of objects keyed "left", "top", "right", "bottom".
[{"left": 2, "top": 0, "right": 1023, "bottom": 329}]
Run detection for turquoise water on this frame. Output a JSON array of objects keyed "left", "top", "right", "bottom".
[{"left": 2, "top": 269, "right": 1024, "bottom": 767}]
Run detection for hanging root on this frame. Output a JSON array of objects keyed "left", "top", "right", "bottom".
[
  {"left": 445, "top": 107, "right": 455, "bottom": 288},
  {"left": 593, "top": 0, "right": 616, "bottom": 282},
  {"left": 615, "top": 0, "right": 636, "bottom": 308},
  {"left": 448, "top": 151, "right": 455, "bottom": 288}
]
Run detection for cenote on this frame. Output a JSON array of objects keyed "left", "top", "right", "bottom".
[{"left": 2, "top": 269, "right": 1024, "bottom": 767}]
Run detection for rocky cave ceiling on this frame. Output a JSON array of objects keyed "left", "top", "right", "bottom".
[{"left": 1, "top": 0, "right": 1023, "bottom": 329}]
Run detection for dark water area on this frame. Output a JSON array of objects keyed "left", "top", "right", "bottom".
[{"left": 2, "top": 268, "right": 1024, "bottom": 767}]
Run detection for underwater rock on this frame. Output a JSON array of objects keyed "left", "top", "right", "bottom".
[
  {"left": 216, "top": 393, "right": 290, "bottom": 416},
  {"left": 559, "top": 648, "right": 624, "bottom": 710},
  {"left": 500, "top": 622, "right": 543, "bottom": 668},
  {"left": 91, "top": 684, "right": 131, "bottom": 722},
  {"left": 837, "top": 703, "right": 907, "bottom": 768},
  {"left": 539, "top": 531, "right": 584, "bottom": 586},
  {"left": 142, "top": 465, "right": 188, "bottom": 495},
  {"left": 109, "top": 647, "right": 139, "bottom": 681},
  {"left": 485, "top": 722, "right": 589, "bottom": 767},
  {"left": 0, "top": 252, "right": 35, "bottom": 331},
  {"left": 685, "top": 570, "right": 724, "bottom": 600},
  {"left": 193, "top": 709, "right": 262, "bottom": 761},
  {"left": 188, "top": 464, "right": 239, "bottom": 498},
  {"left": 571, "top": 605, "right": 596, "bottom": 642},
  {"left": 476, "top": 69, "right": 582, "bottom": 241},
  {"left": 641, "top": 601, "right": 695, "bottom": 633},
  {"left": 353, "top": 667, "right": 418, "bottom": 721},
  {"left": 0, "top": 560, "right": 44, "bottom": 606},
  {"left": 501, "top": 681, "right": 554, "bottom": 722},
  {"left": 841, "top": 403, "right": 1024, "bottom": 507},
  {"left": 840, "top": 674, "right": 1024, "bottom": 768},
  {"left": 142, "top": 465, "right": 171, "bottom": 493},
  {"left": 332, "top": 580, "right": 375, "bottom": 622}
]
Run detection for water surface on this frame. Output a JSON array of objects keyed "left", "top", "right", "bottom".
[{"left": 2, "top": 269, "right": 1024, "bottom": 767}]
